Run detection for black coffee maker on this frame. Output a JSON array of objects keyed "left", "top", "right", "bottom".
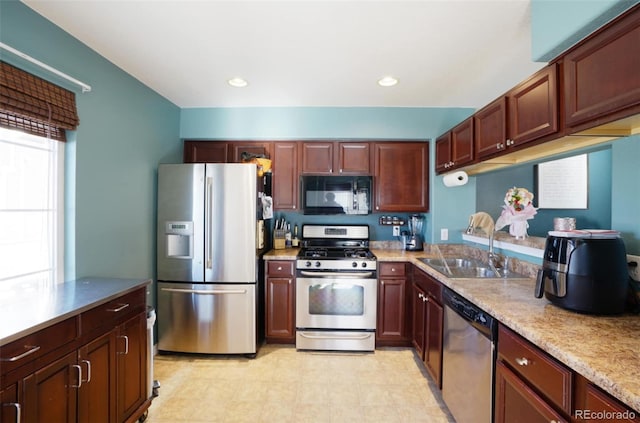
[{"left": 535, "top": 232, "right": 629, "bottom": 314}]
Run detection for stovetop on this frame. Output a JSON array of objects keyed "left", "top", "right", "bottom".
[{"left": 299, "top": 247, "right": 375, "bottom": 260}]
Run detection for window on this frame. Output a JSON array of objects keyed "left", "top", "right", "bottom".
[{"left": 0, "top": 127, "right": 64, "bottom": 293}]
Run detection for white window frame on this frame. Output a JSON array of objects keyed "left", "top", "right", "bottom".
[{"left": 0, "top": 127, "right": 64, "bottom": 288}]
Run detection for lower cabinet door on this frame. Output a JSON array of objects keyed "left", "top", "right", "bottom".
[
  {"left": 22, "top": 351, "right": 78, "bottom": 423},
  {"left": 411, "top": 283, "right": 427, "bottom": 359},
  {"left": 78, "top": 330, "right": 118, "bottom": 423},
  {"left": 495, "top": 360, "right": 567, "bottom": 423},
  {"left": 116, "top": 313, "right": 147, "bottom": 422},
  {"left": 0, "top": 382, "right": 21, "bottom": 423}
]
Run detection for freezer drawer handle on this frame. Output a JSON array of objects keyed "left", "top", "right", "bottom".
[
  {"left": 0, "top": 345, "right": 41, "bottom": 362},
  {"left": 298, "top": 332, "right": 373, "bottom": 340},
  {"left": 161, "top": 287, "right": 247, "bottom": 295}
]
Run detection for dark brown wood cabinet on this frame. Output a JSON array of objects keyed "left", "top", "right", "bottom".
[
  {"left": 435, "top": 118, "right": 474, "bottom": 174},
  {"left": 495, "top": 360, "right": 567, "bottom": 423},
  {"left": 265, "top": 260, "right": 296, "bottom": 343},
  {"left": 272, "top": 142, "right": 299, "bottom": 210},
  {"left": 183, "top": 140, "right": 228, "bottom": 163},
  {"left": 474, "top": 97, "right": 508, "bottom": 160},
  {"left": 184, "top": 140, "right": 272, "bottom": 163},
  {"left": 563, "top": 5, "right": 640, "bottom": 131},
  {"left": 376, "top": 262, "right": 411, "bottom": 347},
  {"left": 496, "top": 324, "right": 572, "bottom": 421},
  {"left": 300, "top": 141, "right": 371, "bottom": 175},
  {"left": 373, "top": 142, "right": 429, "bottom": 212},
  {"left": 474, "top": 64, "right": 559, "bottom": 161},
  {"left": 0, "top": 287, "right": 149, "bottom": 423},
  {"left": 508, "top": 63, "right": 559, "bottom": 146},
  {"left": 412, "top": 267, "right": 444, "bottom": 388}
]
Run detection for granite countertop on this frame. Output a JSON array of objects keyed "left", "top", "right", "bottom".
[
  {"left": 263, "top": 248, "right": 299, "bottom": 260},
  {"left": 0, "top": 277, "right": 151, "bottom": 346},
  {"left": 374, "top": 248, "right": 640, "bottom": 412}
]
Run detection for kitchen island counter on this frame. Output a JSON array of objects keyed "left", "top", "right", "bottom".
[
  {"left": 0, "top": 277, "right": 151, "bottom": 346},
  {"left": 374, "top": 248, "right": 640, "bottom": 413}
]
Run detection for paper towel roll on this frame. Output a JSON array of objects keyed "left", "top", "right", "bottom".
[{"left": 443, "top": 171, "right": 469, "bottom": 187}]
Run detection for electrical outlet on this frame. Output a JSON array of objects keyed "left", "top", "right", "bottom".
[
  {"left": 628, "top": 254, "right": 640, "bottom": 282},
  {"left": 393, "top": 226, "right": 400, "bottom": 236},
  {"left": 441, "top": 228, "right": 449, "bottom": 241}
]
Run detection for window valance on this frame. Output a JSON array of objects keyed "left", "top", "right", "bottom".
[{"left": 0, "top": 60, "right": 79, "bottom": 141}]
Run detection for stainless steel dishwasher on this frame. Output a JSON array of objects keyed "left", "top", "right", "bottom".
[{"left": 442, "top": 287, "right": 497, "bottom": 423}]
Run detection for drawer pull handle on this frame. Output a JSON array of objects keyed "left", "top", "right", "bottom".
[
  {"left": 2, "top": 402, "right": 21, "bottom": 423},
  {"left": 515, "top": 357, "right": 529, "bottom": 366},
  {"left": 107, "top": 303, "right": 129, "bottom": 313},
  {"left": 0, "top": 345, "right": 41, "bottom": 362}
]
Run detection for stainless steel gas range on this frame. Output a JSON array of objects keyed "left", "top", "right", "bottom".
[{"left": 295, "top": 224, "right": 377, "bottom": 352}]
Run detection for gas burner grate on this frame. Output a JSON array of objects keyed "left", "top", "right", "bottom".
[
  {"left": 344, "top": 249, "right": 371, "bottom": 259},
  {"left": 303, "top": 249, "right": 328, "bottom": 258}
]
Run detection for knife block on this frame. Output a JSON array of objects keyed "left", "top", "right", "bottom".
[{"left": 273, "top": 229, "right": 286, "bottom": 249}]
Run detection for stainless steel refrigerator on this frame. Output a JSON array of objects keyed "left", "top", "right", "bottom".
[{"left": 156, "top": 163, "right": 263, "bottom": 355}]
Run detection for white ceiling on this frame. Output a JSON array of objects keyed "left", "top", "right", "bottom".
[{"left": 22, "top": 0, "right": 547, "bottom": 109}]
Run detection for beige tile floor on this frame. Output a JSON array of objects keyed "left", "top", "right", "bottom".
[{"left": 145, "top": 344, "right": 454, "bottom": 423}]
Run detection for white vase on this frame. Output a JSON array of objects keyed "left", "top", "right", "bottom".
[{"left": 509, "top": 220, "right": 529, "bottom": 240}]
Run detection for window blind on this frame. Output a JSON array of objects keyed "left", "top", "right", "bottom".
[{"left": 0, "top": 61, "right": 79, "bottom": 141}]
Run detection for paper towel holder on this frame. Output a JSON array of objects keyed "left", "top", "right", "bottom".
[{"left": 442, "top": 170, "right": 469, "bottom": 187}]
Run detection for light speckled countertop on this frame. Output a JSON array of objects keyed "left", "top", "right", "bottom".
[
  {"left": 0, "top": 277, "right": 151, "bottom": 346},
  {"left": 265, "top": 247, "right": 640, "bottom": 411}
]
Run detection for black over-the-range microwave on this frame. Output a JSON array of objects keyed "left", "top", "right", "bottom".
[{"left": 300, "top": 175, "right": 372, "bottom": 215}]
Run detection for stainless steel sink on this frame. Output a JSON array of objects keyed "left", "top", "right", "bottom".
[{"left": 418, "top": 257, "right": 528, "bottom": 279}]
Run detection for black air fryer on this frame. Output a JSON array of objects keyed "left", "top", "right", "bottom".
[{"left": 535, "top": 232, "right": 629, "bottom": 314}]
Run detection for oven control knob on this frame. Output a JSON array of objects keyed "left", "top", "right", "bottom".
[
  {"left": 305, "top": 261, "right": 312, "bottom": 267},
  {"left": 361, "top": 262, "right": 367, "bottom": 268},
  {"left": 315, "top": 261, "right": 321, "bottom": 268},
  {"left": 352, "top": 262, "right": 358, "bottom": 268}
]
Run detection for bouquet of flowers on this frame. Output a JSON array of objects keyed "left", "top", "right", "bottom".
[{"left": 495, "top": 187, "right": 537, "bottom": 238}]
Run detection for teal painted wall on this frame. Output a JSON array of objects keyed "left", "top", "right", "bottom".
[
  {"left": 1, "top": 1, "right": 182, "bottom": 281},
  {"left": 611, "top": 136, "right": 640, "bottom": 253},
  {"left": 181, "top": 107, "right": 476, "bottom": 243},
  {"left": 531, "top": 0, "right": 639, "bottom": 61}
]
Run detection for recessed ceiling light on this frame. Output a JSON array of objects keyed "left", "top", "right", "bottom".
[
  {"left": 377, "top": 76, "right": 398, "bottom": 87},
  {"left": 228, "top": 77, "right": 248, "bottom": 88}
]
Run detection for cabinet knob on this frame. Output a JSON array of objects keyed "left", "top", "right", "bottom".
[
  {"left": 423, "top": 296, "right": 429, "bottom": 302},
  {"left": 391, "top": 268, "right": 396, "bottom": 272},
  {"left": 506, "top": 139, "right": 514, "bottom": 146},
  {"left": 515, "top": 357, "right": 529, "bottom": 366},
  {"left": 418, "top": 293, "right": 424, "bottom": 299},
  {"left": 277, "top": 266, "right": 282, "bottom": 271}
]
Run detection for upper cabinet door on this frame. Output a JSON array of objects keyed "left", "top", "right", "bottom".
[
  {"left": 273, "top": 142, "right": 299, "bottom": 210},
  {"left": 450, "top": 117, "right": 474, "bottom": 166},
  {"left": 337, "top": 142, "right": 371, "bottom": 174},
  {"left": 508, "top": 64, "right": 559, "bottom": 146},
  {"left": 435, "top": 132, "right": 452, "bottom": 174},
  {"left": 229, "top": 142, "right": 273, "bottom": 163},
  {"left": 301, "top": 142, "right": 334, "bottom": 174},
  {"left": 475, "top": 97, "right": 508, "bottom": 160},
  {"left": 183, "top": 141, "right": 228, "bottom": 163},
  {"left": 373, "top": 142, "right": 429, "bottom": 212},
  {"left": 563, "top": 6, "right": 640, "bottom": 130}
]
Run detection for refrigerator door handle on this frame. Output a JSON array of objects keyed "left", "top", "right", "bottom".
[
  {"left": 205, "top": 176, "right": 213, "bottom": 269},
  {"left": 161, "top": 287, "right": 248, "bottom": 295}
]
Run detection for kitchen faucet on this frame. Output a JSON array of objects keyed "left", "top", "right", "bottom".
[{"left": 466, "top": 212, "right": 502, "bottom": 276}]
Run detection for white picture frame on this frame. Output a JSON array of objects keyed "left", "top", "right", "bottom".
[{"left": 536, "top": 154, "right": 588, "bottom": 209}]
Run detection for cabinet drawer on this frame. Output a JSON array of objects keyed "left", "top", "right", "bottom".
[
  {"left": 267, "top": 260, "right": 294, "bottom": 277},
  {"left": 80, "top": 288, "right": 145, "bottom": 336},
  {"left": 498, "top": 325, "right": 572, "bottom": 414},
  {"left": 379, "top": 262, "right": 406, "bottom": 277},
  {"left": 0, "top": 317, "right": 77, "bottom": 375}
]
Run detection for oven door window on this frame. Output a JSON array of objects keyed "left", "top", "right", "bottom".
[{"left": 308, "top": 283, "right": 364, "bottom": 316}]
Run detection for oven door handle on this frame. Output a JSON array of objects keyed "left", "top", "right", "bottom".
[
  {"left": 298, "top": 271, "right": 375, "bottom": 278},
  {"left": 298, "top": 332, "right": 373, "bottom": 340}
]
